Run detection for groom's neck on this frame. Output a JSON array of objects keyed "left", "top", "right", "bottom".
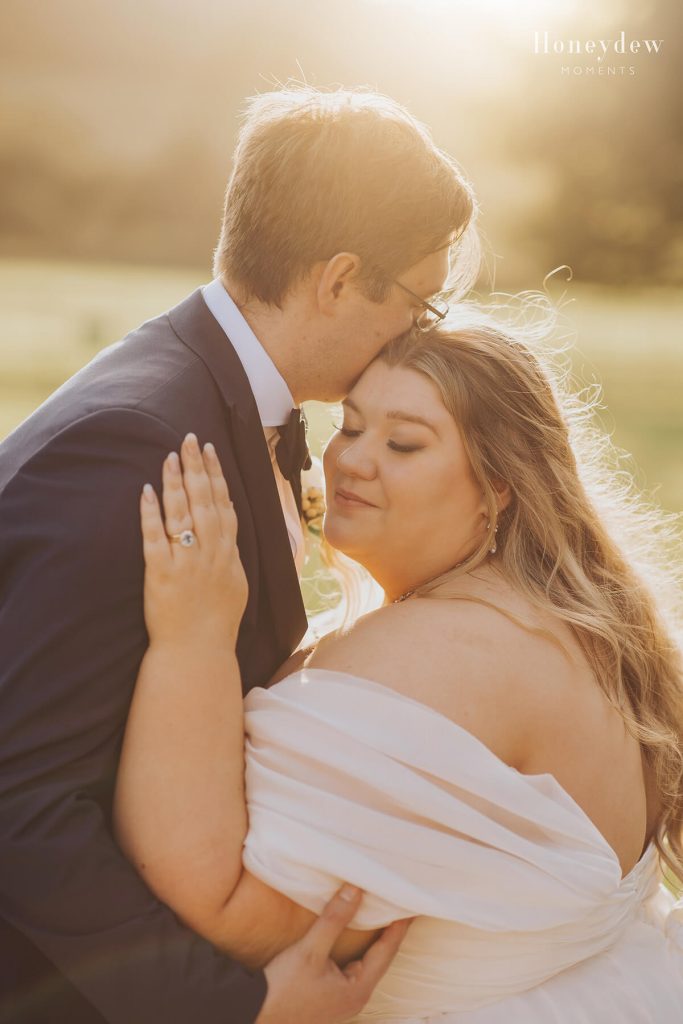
[{"left": 221, "top": 274, "right": 309, "bottom": 405}]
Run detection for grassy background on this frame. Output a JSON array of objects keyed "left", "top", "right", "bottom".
[
  {"left": 2, "top": 259, "right": 681, "bottom": 508},
  {"left": 1, "top": 259, "right": 681, "bottom": 612}
]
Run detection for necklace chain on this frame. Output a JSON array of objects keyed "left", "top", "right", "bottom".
[
  {"left": 393, "top": 558, "right": 466, "bottom": 603},
  {"left": 393, "top": 526, "right": 499, "bottom": 604}
]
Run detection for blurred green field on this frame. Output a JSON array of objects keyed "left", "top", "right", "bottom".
[{"left": 1, "top": 258, "right": 681, "bottom": 524}]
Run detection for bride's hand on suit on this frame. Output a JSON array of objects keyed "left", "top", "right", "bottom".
[{"left": 140, "top": 432, "right": 248, "bottom": 649}]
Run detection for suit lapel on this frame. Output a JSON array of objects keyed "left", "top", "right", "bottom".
[{"left": 168, "top": 290, "right": 307, "bottom": 657}]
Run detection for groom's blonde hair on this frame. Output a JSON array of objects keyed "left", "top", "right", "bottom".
[{"left": 213, "top": 86, "right": 477, "bottom": 305}]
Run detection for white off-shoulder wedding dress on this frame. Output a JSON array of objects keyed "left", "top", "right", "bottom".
[{"left": 243, "top": 669, "right": 683, "bottom": 1022}]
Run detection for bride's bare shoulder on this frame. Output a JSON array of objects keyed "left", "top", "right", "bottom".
[
  {"left": 310, "top": 573, "right": 578, "bottom": 677},
  {"left": 306, "top": 573, "right": 584, "bottom": 767}
]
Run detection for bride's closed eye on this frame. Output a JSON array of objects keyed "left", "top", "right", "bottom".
[
  {"left": 330, "top": 411, "right": 361, "bottom": 439},
  {"left": 387, "top": 440, "right": 424, "bottom": 454},
  {"left": 333, "top": 420, "right": 424, "bottom": 455}
]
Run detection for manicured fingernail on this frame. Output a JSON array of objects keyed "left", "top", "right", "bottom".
[
  {"left": 167, "top": 451, "right": 180, "bottom": 473},
  {"left": 184, "top": 432, "right": 199, "bottom": 452},
  {"left": 339, "top": 884, "right": 361, "bottom": 903},
  {"left": 204, "top": 441, "right": 216, "bottom": 459},
  {"left": 143, "top": 483, "right": 155, "bottom": 503}
]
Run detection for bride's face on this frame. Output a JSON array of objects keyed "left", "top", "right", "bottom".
[{"left": 323, "top": 360, "right": 488, "bottom": 598}]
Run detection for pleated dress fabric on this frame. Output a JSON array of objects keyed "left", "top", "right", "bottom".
[{"left": 243, "top": 670, "right": 683, "bottom": 1022}]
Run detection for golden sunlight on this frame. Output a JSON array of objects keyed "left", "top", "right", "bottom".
[{"left": 367, "top": 0, "right": 579, "bottom": 27}]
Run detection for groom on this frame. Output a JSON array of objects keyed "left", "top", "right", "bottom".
[{"left": 0, "top": 87, "right": 474, "bottom": 1023}]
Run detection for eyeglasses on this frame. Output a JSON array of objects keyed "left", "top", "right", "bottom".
[{"left": 393, "top": 280, "right": 449, "bottom": 332}]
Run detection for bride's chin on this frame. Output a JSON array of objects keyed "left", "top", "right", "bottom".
[{"left": 322, "top": 518, "right": 364, "bottom": 561}]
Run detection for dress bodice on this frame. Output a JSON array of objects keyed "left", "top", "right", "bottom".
[{"left": 243, "top": 670, "right": 683, "bottom": 1021}]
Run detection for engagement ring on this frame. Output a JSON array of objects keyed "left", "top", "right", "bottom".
[{"left": 168, "top": 529, "right": 196, "bottom": 548}]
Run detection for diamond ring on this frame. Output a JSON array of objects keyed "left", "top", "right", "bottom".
[{"left": 168, "top": 529, "right": 196, "bottom": 548}]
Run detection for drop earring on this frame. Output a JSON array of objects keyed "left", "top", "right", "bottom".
[{"left": 486, "top": 521, "right": 499, "bottom": 555}]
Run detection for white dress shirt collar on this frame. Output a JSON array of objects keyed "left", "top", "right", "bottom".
[{"left": 201, "top": 277, "right": 295, "bottom": 428}]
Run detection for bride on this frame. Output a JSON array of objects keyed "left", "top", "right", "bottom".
[{"left": 113, "top": 311, "right": 683, "bottom": 1022}]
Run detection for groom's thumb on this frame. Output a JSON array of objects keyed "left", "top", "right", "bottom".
[{"left": 301, "top": 884, "right": 362, "bottom": 964}]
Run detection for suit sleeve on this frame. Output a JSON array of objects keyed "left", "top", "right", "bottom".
[{"left": 0, "top": 408, "right": 267, "bottom": 1024}]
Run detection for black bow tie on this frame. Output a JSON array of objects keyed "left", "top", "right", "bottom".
[{"left": 276, "top": 409, "right": 312, "bottom": 513}]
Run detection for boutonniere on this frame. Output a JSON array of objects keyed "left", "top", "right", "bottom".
[{"left": 300, "top": 457, "right": 325, "bottom": 536}]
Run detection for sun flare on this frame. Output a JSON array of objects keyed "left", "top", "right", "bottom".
[{"left": 368, "top": 0, "right": 579, "bottom": 29}]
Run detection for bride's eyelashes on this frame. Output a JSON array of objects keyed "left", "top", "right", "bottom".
[
  {"left": 388, "top": 440, "right": 424, "bottom": 454},
  {"left": 335, "top": 424, "right": 424, "bottom": 455}
]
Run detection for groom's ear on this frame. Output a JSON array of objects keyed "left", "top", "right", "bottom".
[{"left": 316, "top": 252, "right": 362, "bottom": 313}]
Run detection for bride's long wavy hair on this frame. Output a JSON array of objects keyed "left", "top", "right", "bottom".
[{"left": 372, "top": 306, "right": 683, "bottom": 883}]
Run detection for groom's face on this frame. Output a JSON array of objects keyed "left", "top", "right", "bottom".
[{"left": 310, "top": 244, "right": 452, "bottom": 402}]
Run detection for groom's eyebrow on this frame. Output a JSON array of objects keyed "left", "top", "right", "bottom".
[{"left": 409, "top": 280, "right": 444, "bottom": 302}]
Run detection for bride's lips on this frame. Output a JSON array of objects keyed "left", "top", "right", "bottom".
[{"left": 334, "top": 487, "right": 378, "bottom": 510}]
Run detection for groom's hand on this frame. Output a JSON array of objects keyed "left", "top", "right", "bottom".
[{"left": 255, "top": 885, "right": 411, "bottom": 1024}]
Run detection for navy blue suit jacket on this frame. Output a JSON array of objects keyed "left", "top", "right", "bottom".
[{"left": 0, "top": 289, "right": 307, "bottom": 1023}]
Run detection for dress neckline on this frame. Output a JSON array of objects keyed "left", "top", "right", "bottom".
[{"left": 276, "top": 667, "right": 657, "bottom": 884}]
